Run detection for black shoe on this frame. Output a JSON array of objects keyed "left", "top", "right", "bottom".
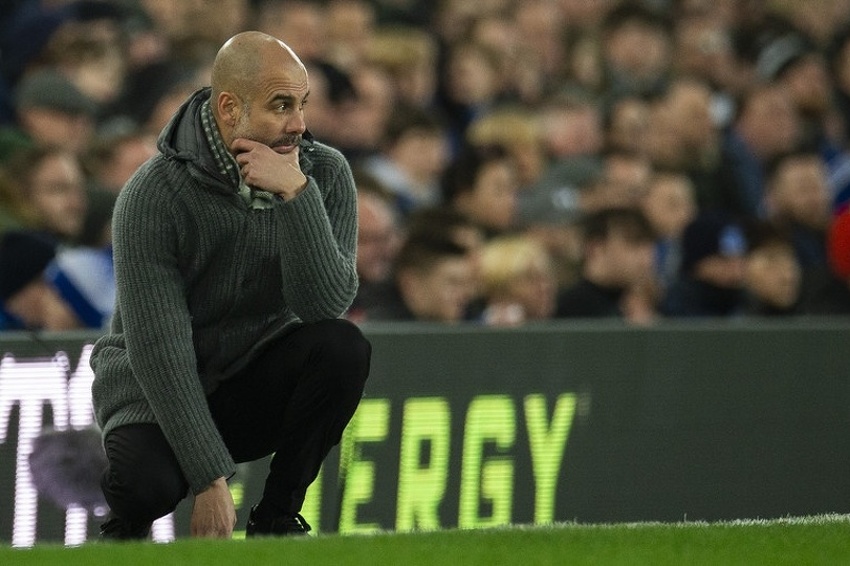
[
  {"left": 245, "top": 504, "right": 312, "bottom": 537},
  {"left": 99, "top": 514, "right": 152, "bottom": 541}
]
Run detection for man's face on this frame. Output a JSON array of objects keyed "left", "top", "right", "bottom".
[{"left": 230, "top": 56, "right": 309, "bottom": 153}]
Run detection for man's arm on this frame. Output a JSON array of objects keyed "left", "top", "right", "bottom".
[
  {"left": 191, "top": 477, "right": 237, "bottom": 538},
  {"left": 111, "top": 165, "right": 237, "bottom": 493},
  {"left": 230, "top": 139, "right": 359, "bottom": 321}
]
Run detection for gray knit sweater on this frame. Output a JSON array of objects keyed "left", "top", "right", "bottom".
[{"left": 90, "top": 88, "right": 358, "bottom": 494}]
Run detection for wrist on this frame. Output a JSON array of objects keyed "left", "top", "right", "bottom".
[{"left": 281, "top": 178, "right": 308, "bottom": 201}]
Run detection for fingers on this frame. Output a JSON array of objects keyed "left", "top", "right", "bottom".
[{"left": 230, "top": 138, "right": 264, "bottom": 154}]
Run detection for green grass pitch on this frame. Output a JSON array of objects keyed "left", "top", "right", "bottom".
[{"left": 3, "top": 515, "right": 849, "bottom": 565}]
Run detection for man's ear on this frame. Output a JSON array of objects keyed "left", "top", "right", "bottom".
[{"left": 217, "top": 92, "right": 240, "bottom": 126}]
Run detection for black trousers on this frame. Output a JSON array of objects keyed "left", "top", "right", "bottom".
[{"left": 100, "top": 319, "right": 371, "bottom": 524}]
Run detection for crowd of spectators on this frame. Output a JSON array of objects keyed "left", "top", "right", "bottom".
[{"left": 2, "top": 0, "right": 850, "bottom": 331}]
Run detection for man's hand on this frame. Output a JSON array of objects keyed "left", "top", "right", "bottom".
[
  {"left": 232, "top": 138, "right": 308, "bottom": 201},
  {"left": 190, "top": 477, "right": 237, "bottom": 538}
]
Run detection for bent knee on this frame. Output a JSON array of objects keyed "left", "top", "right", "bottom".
[{"left": 314, "top": 319, "right": 372, "bottom": 378}]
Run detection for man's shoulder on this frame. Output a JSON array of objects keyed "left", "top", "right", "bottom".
[
  {"left": 117, "top": 153, "right": 193, "bottom": 209},
  {"left": 305, "top": 139, "right": 348, "bottom": 164}
]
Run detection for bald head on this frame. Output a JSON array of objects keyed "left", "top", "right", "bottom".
[
  {"left": 210, "top": 31, "right": 311, "bottom": 150},
  {"left": 211, "top": 31, "right": 306, "bottom": 105}
]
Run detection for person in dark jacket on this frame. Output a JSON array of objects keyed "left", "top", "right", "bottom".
[
  {"left": 661, "top": 212, "right": 749, "bottom": 317},
  {"left": 91, "top": 31, "right": 371, "bottom": 540},
  {"left": 556, "top": 207, "right": 657, "bottom": 321}
]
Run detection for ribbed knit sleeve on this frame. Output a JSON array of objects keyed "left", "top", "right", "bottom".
[
  {"left": 109, "top": 160, "right": 236, "bottom": 493},
  {"left": 277, "top": 144, "right": 359, "bottom": 321}
]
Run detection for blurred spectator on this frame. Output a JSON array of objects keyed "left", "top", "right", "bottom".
[
  {"left": 138, "top": 0, "right": 249, "bottom": 65},
  {"left": 83, "top": 121, "right": 157, "bottom": 195},
  {"left": 762, "top": 28, "right": 850, "bottom": 203},
  {"left": 763, "top": 150, "right": 832, "bottom": 273},
  {"left": 600, "top": 147, "right": 652, "bottom": 209},
  {"left": 661, "top": 211, "right": 749, "bottom": 317},
  {"left": 254, "top": 0, "right": 327, "bottom": 64},
  {"left": 0, "top": 229, "right": 113, "bottom": 331},
  {"left": 360, "top": 103, "right": 451, "bottom": 217},
  {"left": 803, "top": 207, "right": 850, "bottom": 314},
  {"left": 439, "top": 40, "right": 506, "bottom": 152},
  {"left": 511, "top": 0, "right": 570, "bottom": 100},
  {"left": 743, "top": 222, "right": 804, "bottom": 316},
  {"left": 758, "top": 27, "right": 850, "bottom": 202},
  {"left": 346, "top": 170, "right": 402, "bottom": 322},
  {"left": 0, "top": 0, "right": 125, "bottom": 94},
  {"left": 405, "top": 204, "right": 487, "bottom": 264},
  {"left": 8, "top": 68, "right": 98, "bottom": 156},
  {"left": 556, "top": 206, "right": 657, "bottom": 321},
  {"left": 756, "top": 31, "right": 836, "bottom": 151},
  {"left": 37, "top": 2, "right": 129, "bottom": 110},
  {"left": 440, "top": 143, "right": 520, "bottom": 237},
  {"left": 77, "top": 121, "right": 155, "bottom": 247},
  {"left": 672, "top": 11, "right": 742, "bottom": 121},
  {"left": 3, "top": 145, "right": 88, "bottom": 244},
  {"left": 139, "top": 77, "right": 208, "bottom": 137},
  {"left": 773, "top": 0, "right": 850, "bottom": 49},
  {"left": 644, "top": 89, "right": 683, "bottom": 170},
  {"left": 111, "top": 3, "right": 217, "bottom": 132},
  {"left": 721, "top": 81, "right": 802, "bottom": 217},
  {"left": 366, "top": 231, "right": 476, "bottom": 323},
  {"left": 299, "top": 60, "right": 355, "bottom": 144},
  {"left": 641, "top": 170, "right": 698, "bottom": 288},
  {"left": 477, "top": 234, "right": 558, "bottom": 326},
  {"left": 539, "top": 86, "right": 605, "bottom": 165},
  {"left": 519, "top": 87, "right": 605, "bottom": 228},
  {"left": 365, "top": 25, "right": 439, "bottom": 109},
  {"left": 599, "top": 2, "right": 673, "bottom": 99},
  {"left": 0, "top": 230, "right": 67, "bottom": 330},
  {"left": 663, "top": 75, "right": 748, "bottom": 216},
  {"left": 466, "top": 105, "right": 547, "bottom": 191},
  {"left": 334, "top": 62, "right": 396, "bottom": 160},
  {"left": 325, "top": 0, "right": 377, "bottom": 72}
]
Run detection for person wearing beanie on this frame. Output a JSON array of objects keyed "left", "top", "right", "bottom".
[
  {"left": 0, "top": 229, "right": 76, "bottom": 330},
  {"left": 661, "top": 211, "right": 749, "bottom": 317},
  {"left": 7, "top": 68, "right": 98, "bottom": 156},
  {"left": 0, "top": 228, "right": 113, "bottom": 330}
]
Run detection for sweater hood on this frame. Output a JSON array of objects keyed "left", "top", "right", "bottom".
[{"left": 157, "top": 87, "right": 232, "bottom": 194}]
